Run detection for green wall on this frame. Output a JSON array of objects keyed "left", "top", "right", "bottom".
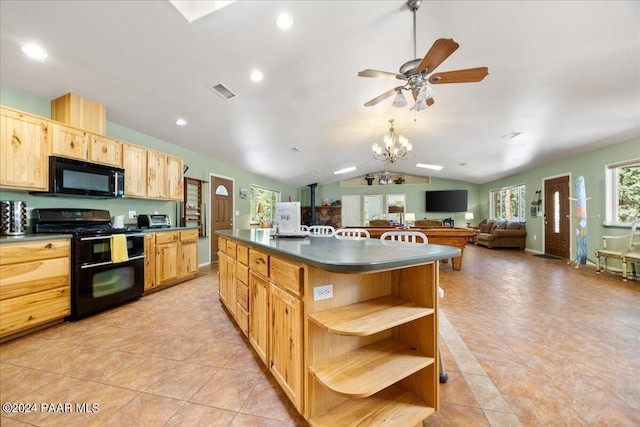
[
  {"left": 0, "top": 83, "right": 298, "bottom": 266},
  {"left": 478, "top": 138, "right": 639, "bottom": 254}
]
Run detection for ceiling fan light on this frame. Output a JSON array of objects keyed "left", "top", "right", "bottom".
[{"left": 392, "top": 90, "right": 407, "bottom": 107}]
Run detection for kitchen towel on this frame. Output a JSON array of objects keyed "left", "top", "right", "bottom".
[{"left": 111, "top": 234, "right": 129, "bottom": 263}]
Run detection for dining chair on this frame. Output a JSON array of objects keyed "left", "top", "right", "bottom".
[
  {"left": 308, "top": 225, "right": 335, "bottom": 237},
  {"left": 334, "top": 228, "right": 370, "bottom": 240},
  {"left": 378, "top": 230, "right": 448, "bottom": 383},
  {"left": 380, "top": 231, "right": 428, "bottom": 245}
]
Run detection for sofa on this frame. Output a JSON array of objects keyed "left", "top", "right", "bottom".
[{"left": 476, "top": 219, "right": 527, "bottom": 249}]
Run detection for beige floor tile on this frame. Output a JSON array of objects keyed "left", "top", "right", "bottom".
[
  {"left": 145, "top": 361, "right": 219, "bottom": 400},
  {"left": 239, "top": 375, "right": 306, "bottom": 425},
  {"left": 98, "top": 393, "right": 185, "bottom": 426},
  {"left": 186, "top": 339, "right": 243, "bottom": 367},
  {"left": 105, "top": 355, "right": 179, "bottom": 391},
  {"left": 164, "top": 402, "right": 237, "bottom": 426},
  {"left": 190, "top": 367, "right": 263, "bottom": 411}
]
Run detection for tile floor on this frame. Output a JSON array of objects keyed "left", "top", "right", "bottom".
[{"left": 1, "top": 245, "right": 639, "bottom": 426}]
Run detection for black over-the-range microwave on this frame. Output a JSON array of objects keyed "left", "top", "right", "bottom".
[{"left": 31, "top": 156, "right": 125, "bottom": 198}]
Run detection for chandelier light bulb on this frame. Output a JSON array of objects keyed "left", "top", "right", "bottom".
[{"left": 372, "top": 119, "right": 412, "bottom": 163}]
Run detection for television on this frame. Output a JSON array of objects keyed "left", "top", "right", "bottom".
[{"left": 425, "top": 190, "right": 468, "bottom": 212}]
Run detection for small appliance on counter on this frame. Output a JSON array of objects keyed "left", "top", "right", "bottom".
[
  {"left": 1, "top": 200, "right": 27, "bottom": 235},
  {"left": 137, "top": 214, "right": 171, "bottom": 229}
]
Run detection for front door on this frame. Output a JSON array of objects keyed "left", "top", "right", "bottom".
[
  {"left": 210, "top": 176, "right": 234, "bottom": 263},
  {"left": 544, "top": 175, "right": 570, "bottom": 259}
]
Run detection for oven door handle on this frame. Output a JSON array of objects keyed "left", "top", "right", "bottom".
[
  {"left": 80, "top": 233, "right": 145, "bottom": 241},
  {"left": 80, "top": 254, "right": 145, "bottom": 269}
]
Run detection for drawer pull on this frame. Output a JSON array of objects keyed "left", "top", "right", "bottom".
[
  {"left": 45, "top": 243, "right": 53, "bottom": 249},
  {"left": 255, "top": 258, "right": 266, "bottom": 264}
]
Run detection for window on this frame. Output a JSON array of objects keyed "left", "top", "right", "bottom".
[
  {"left": 605, "top": 159, "right": 640, "bottom": 225},
  {"left": 490, "top": 184, "right": 526, "bottom": 221},
  {"left": 250, "top": 185, "right": 280, "bottom": 224}
]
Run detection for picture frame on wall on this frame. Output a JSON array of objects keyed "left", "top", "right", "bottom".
[{"left": 239, "top": 188, "right": 247, "bottom": 199}]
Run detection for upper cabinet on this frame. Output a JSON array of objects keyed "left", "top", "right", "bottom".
[
  {"left": 122, "top": 143, "right": 148, "bottom": 198},
  {"left": 0, "top": 107, "right": 50, "bottom": 191},
  {"left": 89, "top": 134, "right": 122, "bottom": 167},
  {"left": 2, "top": 96, "right": 184, "bottom": 201},
  {"left": 51, "top": 92, "right": 106, "bottom": 135},
  {"left": 50, "top": 122, "right": 88, "bottom": 160}
]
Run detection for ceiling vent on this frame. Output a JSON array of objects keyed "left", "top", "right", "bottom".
[{"left": 208, "top": 83, "right": 237, "bottom": 100}]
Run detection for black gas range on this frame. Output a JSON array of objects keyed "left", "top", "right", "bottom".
[{"left": 33, "top": 209, "right": 145, "bottom": 320}]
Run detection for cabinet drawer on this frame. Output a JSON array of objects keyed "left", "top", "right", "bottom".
[
  {"left": 155, "top": 231, "right": 180, "bottom": 244},
  {"left": 237, "top": 281, "right": 249, "bottom": 311},
  {"left": 236, "top": 305, "right": 249, "bottom": 336},
  {"left": 249, "top": 249, "right": 269, "bottom": 277},
  {"left": 180, "top": 229, "right": 198, "bottom": 241},
  {"left": 0, "top": 257, "right": 70, "bottom": 300},
  {"left": 237, "top": 243, "right": 249, "bottom": 265},
  {"left": 0, "top": 240, "right": 70, "bottom": 265},
  {"left": 218, "top": 237, "right": 227, "bottom": 255},
  {"left": 0, "top": 286, "right": 70, "bottom": 337},
  {"left": 226, "top": 240, "right": 237, "bottom": 258},
  {"left": 237, "top": 263, "right": 249, "bottom": 285},
  {"left": 270, "top": 256, "right": 303, "bottom": 296}
]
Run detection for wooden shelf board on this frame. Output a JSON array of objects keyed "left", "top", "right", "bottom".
[
  {"left": 308, "top": 383, "right": 434, "bottom": 427},
  {"left": 308, "top": 337, "right": 434, "bottom": 398},
  {"left": 308, "top": 295, "right": 434, "bottom": 336}
]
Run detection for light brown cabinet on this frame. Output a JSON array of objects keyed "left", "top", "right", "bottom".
[
  {"left": 249, "top": 270, "right": 269, "bottom": 364},
  {"left": 178, "top": 229, "right": 199, "bottom": 279},
  {"left": 147, "top": 149, "right": 167, "bottom": 199},
  {"left": 167, "top": 155, "right": 184, "bottom": 201},
  {"left": 146, "top": 229, "right": 198, "bottom": 293},
  {"left": 89, "top": 133, "right": 122, "bottom": 166},
  {"left": 0, "top": 239, "right": 71, "bottom": 340},
  {"left": 0, "top": 107, "right": 50, "bottom": 191},
  {"left": 51, "top": 92, "right": 106, "bottom": 135},
  {"left": 50, "top": 122, "right": 88, "bottom": 160},
  {"left": 122, "top": 143, "right": 148, "bottom": 197}
]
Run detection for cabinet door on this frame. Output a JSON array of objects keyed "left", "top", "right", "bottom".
[
  {"left": 143, "top": 233, "right": 155, "bottom": 291},
  {"left": 147, "top": 150, "right": 167, "bottom": 199},
  {"left": 89, "top": 133, "right": 122, "bottom": 166},
  {"left": 179, "top": 239, "right": 198, "bottom": 278},
  {"left": 0, "top": 107, "right": 49, "bottom": 190},
  {"left": 122, "top": 143, "right": 147, "bottom": 197},
  {"left": 270, "top": 284, "right": 303, "bottom": 411},
  {"left": 155, "top": 242, "right": 179, "bottom": 285},
  {"left": 167, "top": 155, "right": 184, "bottom": 201},
  {"left": 218, "top": 252, "right": 236, "bottom": 315},
  {"left": 249, "top": 271, "right": 269, "bottom": 364},
  {"left": 51, "top": 122, "right": 88, "bottom": 160}
]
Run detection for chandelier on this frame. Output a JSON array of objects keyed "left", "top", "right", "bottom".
[{"left": 372, "top": 119, "right": 412, "bottom": 162}]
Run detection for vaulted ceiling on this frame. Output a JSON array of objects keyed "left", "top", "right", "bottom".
[{"left": 1, "top": 1, "right": 638, "bottom": 187}]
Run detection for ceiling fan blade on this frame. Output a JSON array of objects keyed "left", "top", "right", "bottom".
[
  {"left": 415, "top": 38, "right": 459, "bottom": 75},
  {"left": 364, "top": 87, "right": 402, "bottom": 107},
  {"left": 427, "top": 97, "right": 435, "bottom": 107},
  {"left": 429, "top": 67, "right": 489, "bottom": 84},
  {"left": 358, "top": 69, "right": 406, "bottom": 80}
]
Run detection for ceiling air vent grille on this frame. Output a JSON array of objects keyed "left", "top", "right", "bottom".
[{"left": 208, "top": 83, "right": 237, "bottom": 100}]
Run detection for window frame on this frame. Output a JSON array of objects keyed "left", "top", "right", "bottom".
[
  {"left": 489, "top": 184, "right": 526, "bottom": 222},
  {"left": 250, "top": 184, "right": 281, "bottom": 225},
  {"left": 604, "top": 158, "right": 640, "bottom": 226}
]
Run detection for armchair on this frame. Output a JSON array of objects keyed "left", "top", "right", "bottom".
[{"left": 595, "top": 221, "right": 640, "bottom": 281}]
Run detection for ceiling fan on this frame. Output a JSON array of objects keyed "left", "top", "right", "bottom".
[{"left": 358, "top": 0, "right": 489, "bottom": 111}]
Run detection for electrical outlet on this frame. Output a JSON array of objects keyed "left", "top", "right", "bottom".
[
  {"left": 128, "top": 210, "right": 136, "bottom": 219},
  {"left": 313, "top": 284, "right": 333, "bottom": 301}
]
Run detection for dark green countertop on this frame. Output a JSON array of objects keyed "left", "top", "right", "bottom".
[{"left": 217, "top": 229, "right": 461, "bottom": 273}]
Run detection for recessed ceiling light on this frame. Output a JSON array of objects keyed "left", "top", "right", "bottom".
[
  {"left": 416, "top": 163, "right": 443, "bottom": 171},
  {"left": 334, "top": 166, "right": 356, "bottom": 175},
  {"left": 250, "top": 70, "right": 263, "bottom": 82},
  {"left": 502, "top": 131, "right": 522, "bottom": 139},
  {"left": 175, "top": 118, "right": 187, "bottom": 126},
  {"left": 276, "top": 13, "right": 293, "bottom": 30},
  {"left": 21, "top": 44, "right": 48, "bottom": 61}
]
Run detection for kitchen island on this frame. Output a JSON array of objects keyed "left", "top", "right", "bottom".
[{"left": 216, "top": 229, "right": 459, "bottom": 426}]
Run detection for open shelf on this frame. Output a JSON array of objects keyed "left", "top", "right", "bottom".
[
  {"left": 308, "top": 295, "right": 434, "bottom": 336},
  {"left": 308, "top": 383, "right": 434, "bottom": 427},
  {"left": 309, "top": 337, "right": 434, "bottom": 398}
]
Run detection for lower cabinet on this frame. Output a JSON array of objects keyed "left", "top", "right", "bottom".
[
  {"left": 0, "top": 239, "right": 71, "bottom": 339},
  {"left": 145, "top": 229, "right": 199, "bottom": 293},
  {"left": 249, "top": 270, "right": 269, "bottom": 364},
  {"left": 270, "top": 283, "right": 303, "bottom": 411},
  {"left": 218, "top": 251, "right": 236, "bottom": 316}
]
